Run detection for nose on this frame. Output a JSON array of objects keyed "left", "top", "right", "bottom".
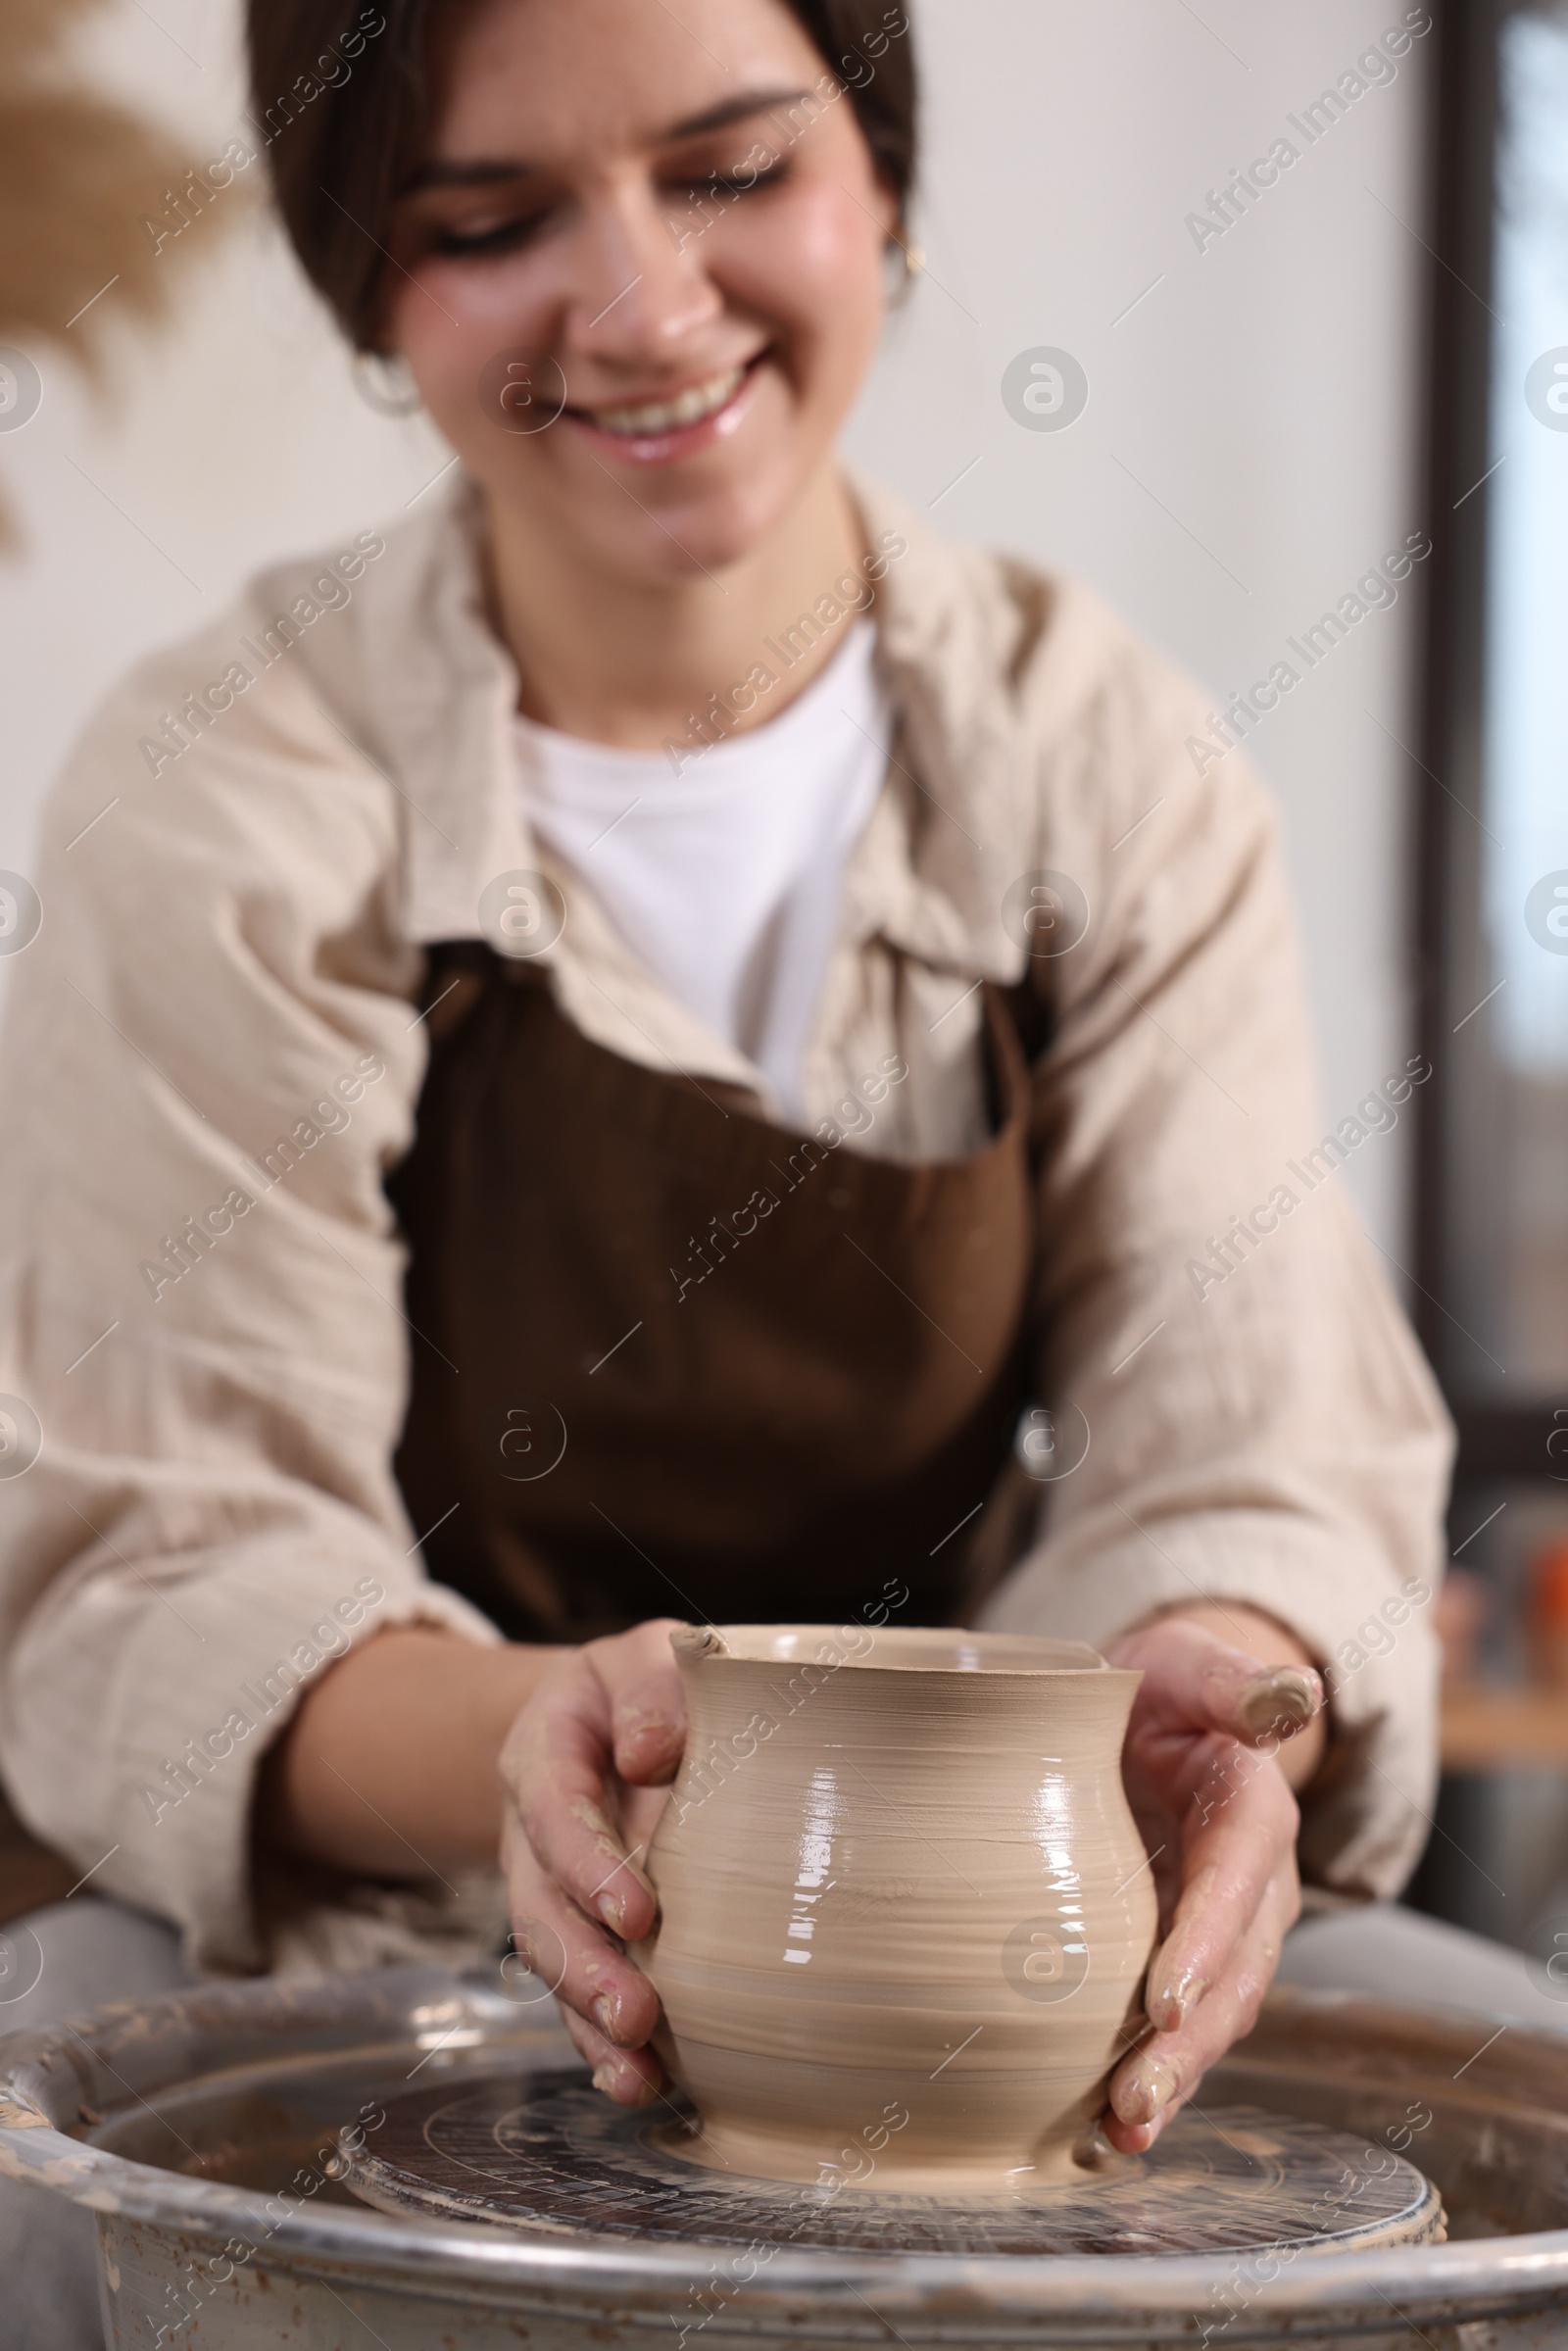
[{"left": 563, "top": 181, "right": 724, "bottom": 376}]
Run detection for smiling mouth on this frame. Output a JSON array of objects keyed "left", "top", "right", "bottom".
[{"left": 573, "top": 357, "right": 760, "bottom": 438}]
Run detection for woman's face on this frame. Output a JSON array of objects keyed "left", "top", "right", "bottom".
[{"left": 385, "top": 0, "right": 898, "bottom": 583}]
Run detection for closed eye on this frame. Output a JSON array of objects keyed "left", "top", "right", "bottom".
[
  {"left": 660, "top": 162, "right": 793, "bottom": 219},
  {"left": 421, "top": 151, "right": 793, "bottom": 261},
  {"left": 429, "top": 213, "right": 549, "bottom": 259}
]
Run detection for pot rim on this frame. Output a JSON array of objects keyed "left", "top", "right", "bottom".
[{"left": 673, "top": 1625, "right": 1116, "bottom": 1676}]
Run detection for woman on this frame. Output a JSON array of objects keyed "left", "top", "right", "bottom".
[{"left": 0, "top": 0, "right": 1452, "bottom": 2333}]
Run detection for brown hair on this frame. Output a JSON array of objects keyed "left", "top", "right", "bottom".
[{"left": 247, "top": 0, "right": 917, "bottom": 352}]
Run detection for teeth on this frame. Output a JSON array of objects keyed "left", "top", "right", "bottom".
[{"left": 591, "top": 366, "right": 744, "bottom": 436}]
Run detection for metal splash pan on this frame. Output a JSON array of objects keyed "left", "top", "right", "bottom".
[{"left": 2, "top": 1965, "right": 1567, "bottom": 2346}]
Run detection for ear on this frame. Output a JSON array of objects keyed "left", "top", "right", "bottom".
[{"left": 869, "top": 166, "right": 902, "bottom": 243}]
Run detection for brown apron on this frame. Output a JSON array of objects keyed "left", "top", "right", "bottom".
[{"left": 389, "top": 945, "right": 1046, "bottom": 1641}]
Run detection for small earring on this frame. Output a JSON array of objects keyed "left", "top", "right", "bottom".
[
  {"left": 352, "top": 349, "right": 422, "bottom": 417},
  {"left": 886, "top": 231, "right": 923, "bottom": 300}
]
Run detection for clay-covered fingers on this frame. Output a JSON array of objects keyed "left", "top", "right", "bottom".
[
  {"left": 499, "top": 1621, "right": 684, "bottom": 1944},
  {"left": 505, "top": 1692, "right": 659, "bottom": 1940},
  {"left": 1117, "top": 1614, "right": 1324, "bottom": 1753},
  {"left": 559, "top": 1979, "right": 665, "bottom": 2107},
  {"left": 1097, "top": 1613, "right": 1318, "bottom": 2149},
  {"left": 1104, "top": 1866, "right": 1298, "bottom": 2154},
  {"left": 600, "top": 1618, "right": 689, "bottom": 1786},
  {"left": 500, "top": 1804, "right": 664, "bottom": 2073},
  {"left": 496, "top": 1621, "right": 688, "bottom": 2095},
  {"left": 1142, "top": 1741, "right": 1300, "bottom": 2033}
]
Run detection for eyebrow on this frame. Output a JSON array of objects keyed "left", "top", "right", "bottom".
[{"left": 406, "top": 85, "right": 818, "bottom": 192}]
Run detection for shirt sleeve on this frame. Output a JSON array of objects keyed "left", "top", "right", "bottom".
[
  {"left": 0, "top": 630, "right": 499, "bottom": 1975},
  {"left": 979, "top": 590, "right": 1454, "bottom": 1901}
]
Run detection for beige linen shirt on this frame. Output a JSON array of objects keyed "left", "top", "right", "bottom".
[{"left": 0, "top": 474, "right": 1452, "bottom": 1975}]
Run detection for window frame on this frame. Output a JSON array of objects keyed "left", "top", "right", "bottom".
[{"left": 1413, "top": 0, "right": 1568, "bottom": 1504}]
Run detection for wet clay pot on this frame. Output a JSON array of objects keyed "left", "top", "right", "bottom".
[{"left": 637, "top": 1624, "right": 1158, "bottom": 2189}]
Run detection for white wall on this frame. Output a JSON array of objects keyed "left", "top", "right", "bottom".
[
  {"left": 843, "top": 0, "right": 1435, "bottom": 1264},
  {"left": 0, "top": 0, "right": 1432, "bottom": 1261}
]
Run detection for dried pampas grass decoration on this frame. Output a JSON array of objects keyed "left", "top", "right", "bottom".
[{"left": 0, "top": 0, "right": 228, "bottom": 543}]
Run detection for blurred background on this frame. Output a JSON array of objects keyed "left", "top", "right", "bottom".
[{"left": 0, "top": 0, "right": 1564, "bottom": 1956}]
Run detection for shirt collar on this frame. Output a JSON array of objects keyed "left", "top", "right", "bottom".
[{"left": 354, "top": 467, "right": 1031, "bottom": 987}]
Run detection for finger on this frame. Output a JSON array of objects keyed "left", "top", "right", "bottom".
[
  {"left": 1145, "top": 1747, "right": 1298, "bottom": 2031},
  {"left": 502, "top": 1810, "right": 662, "bottom": 2049},
  {"left": 620, "top": 1776, "right": 676, "bottom": 1861},
  {"left": 1110, "top": 1874, "right": 1298, "bottom": 2152},
  {"left": 1177, "top": 1626, "right": 1323, "bottom": 1749},
  {"left": 1106, "top": 1868, "right": 1298, "bottom": 2153},
  {"left": 559, "top": 1991, "right": 665, "bottom": 2106},
  {"left": 598, "top": 1619, "right": 688, "bottom": 1785},
  {"left": 501, "top": 1666, "right": 661, "bottom": 1938}
]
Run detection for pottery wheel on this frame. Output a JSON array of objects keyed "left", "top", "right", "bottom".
[{"left": 345, "top": 2070, "right": 1444, "bottom": 2257}]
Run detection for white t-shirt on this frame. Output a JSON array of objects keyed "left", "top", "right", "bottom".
[{"left": 515, "top": 623, "right": 890, "bottom": 1122}]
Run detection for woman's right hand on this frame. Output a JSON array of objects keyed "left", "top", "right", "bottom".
[{"left": 498, "top": 1618, "right": 687, "bottom": 2103}]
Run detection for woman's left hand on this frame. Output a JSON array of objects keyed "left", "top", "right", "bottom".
[{"left": 1100, "top": 1607, "right": 1326, "bottom": 2153}]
